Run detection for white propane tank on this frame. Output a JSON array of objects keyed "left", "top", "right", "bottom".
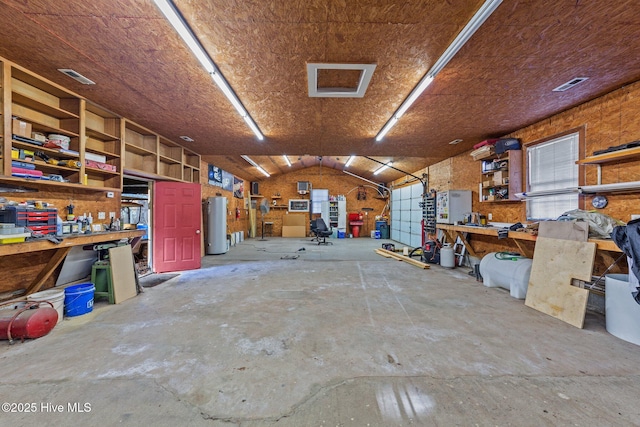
[
  {"left": 479, "top": 252, "right": 532, "bottom": 299},
  {"left": 440, "top": 244, "right": 455, "bottom": 268}
]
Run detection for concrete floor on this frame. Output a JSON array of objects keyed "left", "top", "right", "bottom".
[{"left": 1, "top": 237, "right": 639, "bottom": 426}]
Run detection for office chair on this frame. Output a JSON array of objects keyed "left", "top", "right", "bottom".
[
  {"left": 311, "top": 218, "right": 333, "bottom": 245},
  {"left": 310, "top": 219, "right": 319, "bottom": 242}
]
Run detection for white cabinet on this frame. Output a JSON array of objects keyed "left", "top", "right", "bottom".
[{"left": 321, "top": 200, "right": 346, "bottom": 230}]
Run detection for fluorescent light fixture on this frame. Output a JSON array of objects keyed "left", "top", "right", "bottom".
[
  {"left": 343, "top": 170, "right": 390, "bottom": 193},
  {"left": 180, "top": 135, "right": 194, "bottom": 142},
  {"left": 394, "top": 75, "right": 434, "bottom": 119},
  {"left": 211, "top": 72, "right": 246, "bottom": 117},
  {"left": 375, "top": 0, "right": 502, "bottom": 141},
  {"left": 449, "top": 139, "right": 463, "bottom": 145},
  {"left": 242, "top": 114, "right": 264, "bottom": 141},
  {"left": 153, "top": 0, "right": 263, "bottom": 141},
  {"left": 580, "top": 181, "right": 640, "bottom": 193},
  {"left": 375, "top": 117, "right": 398, "bottom": 142},
  {"left": 373, "top": 161, "right": 393, "bottom": 175},
  {"left": 256, "top": 166, "right": 271, "bottom": 177},
  {"left": 152, "top": 0, "right": 215, "bottom": 74},
  {"left": 345, "top": 155, "right": 356, "bottom": 167},
  {"left": 241, "top": 155, "right": 258, "bottom": 167},
  {"left": 283, "top": 155, "right": 292, "bottom": 167},
  {"left": 241, "top": 155, "right": 270, "bottom": 177},
  {"left": 515, "top": 188, "right": 580, "bottom": 199}
]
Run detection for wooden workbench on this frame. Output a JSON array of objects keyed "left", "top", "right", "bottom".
[
  {"left": 436, "top": 223, "right": 621, "bottom": 259},
  {"left": 0, "top": 230, "right": 144, "bottom": 297}
]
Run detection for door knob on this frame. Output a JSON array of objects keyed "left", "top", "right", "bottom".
[{"left": 196, "top": 229, "right": 201, "bottom": 234}]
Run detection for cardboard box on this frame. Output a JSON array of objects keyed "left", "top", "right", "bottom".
[
  {"left": 493, "top": 170, "right": 505, "bottom": 185},
  {"left": 482, "top": 180, "right": 492, "bottom": 188},
  {"left": 282, "top": 214, "right": 307, "bottom": 237},
  {"left": 283, "top": 214, "right": 306, "bottom": 227},
  {"left": 12, "top": 119, "right": 32, "bottom": 138},
  {"left": 282, "top": 226, "right": 306, "bottom": 237}
]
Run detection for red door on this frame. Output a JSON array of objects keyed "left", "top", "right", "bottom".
[{"left": 153, "top": 181, "right": 202, "bottom": 273}]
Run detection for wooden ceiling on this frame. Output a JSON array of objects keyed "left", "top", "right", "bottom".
[{"left": 1, "top": 1, "right": 640, "bottom": 182}]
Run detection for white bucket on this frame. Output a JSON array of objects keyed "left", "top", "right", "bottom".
[{"left": 27, "top": 288, "right": 65, "bottom": 325}]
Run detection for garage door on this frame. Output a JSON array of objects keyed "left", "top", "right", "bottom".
[{"left": 390, "top": 183, "right": 423, "bottom": 248}]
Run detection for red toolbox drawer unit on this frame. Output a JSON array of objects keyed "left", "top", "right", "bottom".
[
  {"left": 0, "top": 207, "right": 58, "bottom": 235},
  {"left": 27, "top": 224, "right": 57, "bottom": 236}
]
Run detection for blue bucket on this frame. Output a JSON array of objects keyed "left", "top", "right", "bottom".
[{"left": 64, "top": 283, "right": 95, "bottom": 317}]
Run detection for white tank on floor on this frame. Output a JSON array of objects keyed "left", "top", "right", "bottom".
[
  {"left": 479, "top": 252, "right": 532, "bottom": 299},
  {"left": 605, "top": 274, "right": 640, "bottom": 346}
]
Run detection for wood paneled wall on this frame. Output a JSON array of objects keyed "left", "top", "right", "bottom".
[
  {"left": 254, "top": 167, "right": 388, "bottom": 237},
  {"left": 397, "top": 80, "right": 640, "bottom": 262}
]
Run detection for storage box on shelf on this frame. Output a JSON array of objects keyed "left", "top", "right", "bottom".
[{"left": 478, "top": 149, "right": 522, "bottom": 202}]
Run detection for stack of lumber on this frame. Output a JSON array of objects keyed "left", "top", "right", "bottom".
[{"left": 374, "top": 248, "right": 430, "bottom": 269}]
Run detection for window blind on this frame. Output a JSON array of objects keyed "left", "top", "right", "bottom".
[{"left": 526, "top": 132, "right": 579, "bottom": 220}]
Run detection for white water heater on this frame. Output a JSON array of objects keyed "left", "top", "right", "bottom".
[{"left": 206, "top": 197, "right": 227, "bottom": 255}]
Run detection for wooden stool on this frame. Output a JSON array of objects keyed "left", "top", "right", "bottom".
[
  {"left": 91, "top": 261, "right": 114, "bottom": 304},
  {"left": 264, "top": 222, "right": 273, "bottom": 236}
]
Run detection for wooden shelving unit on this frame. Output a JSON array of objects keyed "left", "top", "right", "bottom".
[
  {"left": 577, "top": 146, "right": 640, "bottom": 165},
  {"left": 478, "top": 150, "right": 522, "bottom": 202},
  {"left": 123, "top": 120, "right": 158, "bottom": 179},
  {"left": 82, "top": 101, "right": 121, "bottom": 191},
  {"left": 183, "top": 149, "right": 201, "bottom": 183},
  {"left": 122, "top": 119, "right": 200, "bottom": 183},
  {"left": 576, "top": 144, "right": 640, "bottom": 191},
  {"left": 1, "top": 56, "right": 201, "bottom": 191}
]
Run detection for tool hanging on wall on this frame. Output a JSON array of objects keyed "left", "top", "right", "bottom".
[{"left": 357, "top": 186, "right": 367, "bottom": 200}]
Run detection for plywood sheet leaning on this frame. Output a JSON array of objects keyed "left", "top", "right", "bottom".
[
  {"left": 524, "top": 237, "right": 596, "bottom": 328},
  {"left": 109, "top": 245, "right": 138, "bottom": 304}
]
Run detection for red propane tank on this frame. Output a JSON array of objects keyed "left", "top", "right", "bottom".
[{"left": 0, "top": 305, "right": 58, "bottom": 341}]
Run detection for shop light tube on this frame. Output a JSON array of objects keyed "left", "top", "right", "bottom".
[
  {"left": 515, "top": 188, "right": 580, "bottom": 199},
  {"left": 580, "top": 181, "right": 640, "bottom": 193},
  {"left": 375, "top": 0, "right": 502, "bottom": 142},
  {"left": 283, "top": 155, "right": 292, "bottom": 167},
  {"left": 241, "top": 155, "right": 270, "bottom": 177},
  {"left": 373, "top": 161, "right": 393, "bottom": 175},
  {"left": 153, "top": 0, "right": 263, "bottom": 141},
  {"left": 345, "top": 155, "right": 356, "bottom": 167}
]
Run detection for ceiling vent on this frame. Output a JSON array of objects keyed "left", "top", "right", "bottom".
[
  {"left": 180, "top": 136, "right": 194, "bottom": 142},
  {"left": 58, "top": 69, "right": 95, "bottom": 85},
  {"left": 552, "top": 77, "right": 588, "bottom": 92},
  {"left": 307, "top": 63, "right": 376, "bottom": 98}
]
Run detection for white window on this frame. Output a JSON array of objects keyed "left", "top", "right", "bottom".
[
  {"left": 526, "top": 132, "right": 580, "bottom": 221},
  {"left": 311, "top": 189, "right": 328, "bottom": 214}
]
